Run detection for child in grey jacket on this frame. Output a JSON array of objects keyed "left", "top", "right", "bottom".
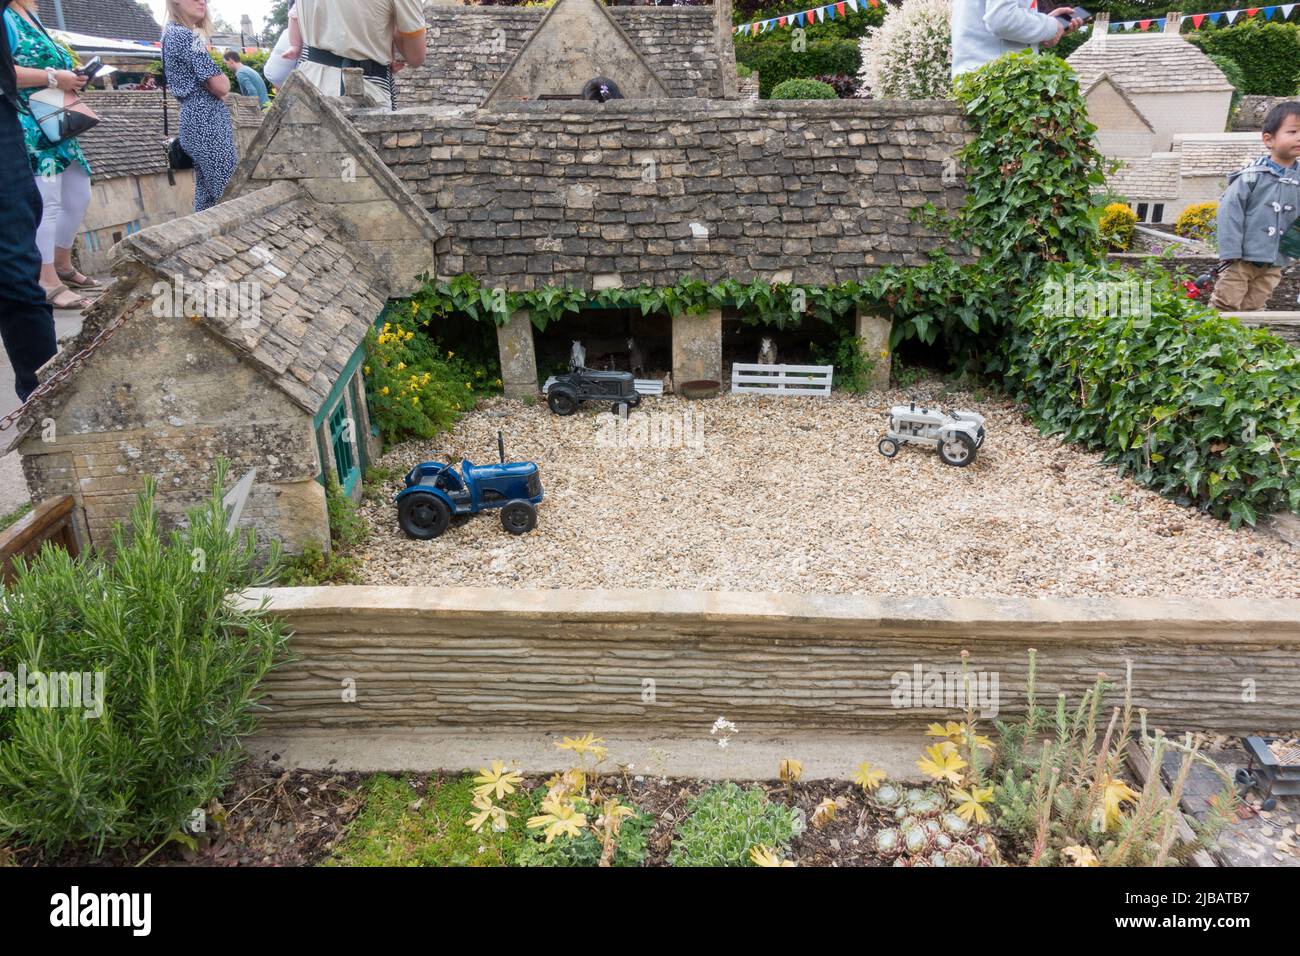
[{"left": 1212, "top": 101, "right": 1300, "bottom": 312}]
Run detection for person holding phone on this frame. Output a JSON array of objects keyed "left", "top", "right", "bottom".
[
  {"left": 952, "top": 0, "right": 1085, "bottom": 78},
  {"left": 5, "top": 0, "right": 98, "bottom": 310}
]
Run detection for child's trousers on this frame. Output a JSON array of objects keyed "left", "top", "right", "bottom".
[{"left": 1210, "top": 260, "right": 1282, "bottom": 311}]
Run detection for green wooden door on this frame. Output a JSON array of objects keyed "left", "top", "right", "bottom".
[{"left": 328, "top": 398, "right": 360, "bottom": 497}]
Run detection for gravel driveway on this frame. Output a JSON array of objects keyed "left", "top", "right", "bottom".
[{"left": 356, "top": 382, "right": 1300, "bottom": 598}]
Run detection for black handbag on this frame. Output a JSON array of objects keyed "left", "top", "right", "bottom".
[{"left": 159, "top": 67, "right": 193, "bottom": 171}]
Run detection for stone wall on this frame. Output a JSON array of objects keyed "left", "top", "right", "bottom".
[
  {"left": 1108, "top": 252, "right": 1300, "bottom": 312},
  {"left": 357, "top": 98, "right": 969, "bottom": 290},
  {"left": 243, "top": 586, "right": 1300, "bottom": 734},
  {"left": 1232, "top": 95, "right": 1291, "bottom": 132}
]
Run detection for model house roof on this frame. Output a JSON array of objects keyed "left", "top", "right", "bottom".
[
  {"left": 1173, "top": 132, "right": 1266, "bottom": 178},
  {"left": 78, "top": 90, "right": 263, "bottom": 180},
  {"left": 1082, "top": 74, "right": 1154, "bottom": 132},
  {"left": 1108, "top": 153, "right": 1182, "bottom": 199},
  {"left": 1067, "top": 33, "right": 1234, "bottom": 95},
  {"left": 403, "top": 4, "right": 725, "bottom": 107},
  {"left": 36, "top": 0, "right": 160, "bottom": 44}
]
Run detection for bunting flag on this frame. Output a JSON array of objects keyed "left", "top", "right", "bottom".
[{"left": 735, "top": 0, "right": 1298, "bottom": 37}]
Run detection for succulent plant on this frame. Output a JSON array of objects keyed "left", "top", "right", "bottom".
[
  {"left": 929, "top": 850, "right": 948, "bottom": 867},
  {"left": 903, "top": 824, "right": 928, "bottom": 855},
  {"left": 874, "top": 827, "right": 902, "bottom": 859},
  {"left": 940, "top": 812, "right": 969, "bottom": 838},
  {"left": 944, "top": 843, "right": 980, "bottom": 867},
  {"left": 873, "top": 783, "right": 902, "bottom": 809},
  {"left": 933, "top": 831, "right": 953, "bottom": 852}
]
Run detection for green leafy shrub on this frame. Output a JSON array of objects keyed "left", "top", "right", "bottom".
[
  {"left": 856, "top": 0, "right": 952, "bottom": 100},
  {"left": 1008, "top": 261, "right": 1300, "bottom": 526},
  {"left": 1175, "top": 201, "right": 1218, "bottom": 242},
  {"left": 736, "top": 38, "right": 862, "bottom": 97},
  {"left": 276, "top": 476, "right": 366, "bottom": 585},
  {"left": 1099, "top": 202, "right": 1138, "bottom": 251},
  {"left": 0, "top": 465, "right": 288, "bottom": 856},
  {"left": 770, "top": 77, "right": 838, "bottom": 99},
  {"left": 810, "top": 325, "right": 878, "bottom": 391},
  {"left": 513, "top": 794, "right": 651, "bottom": 867},
  {"left": 667, "top": 783, "right": 799, "bottom": 867},
  {"left": 735, "top": 62, "right": 753, "bottom": 79},
  {"left": 1208, "top": 54, "right": 1247, "bottom": 115},
  {"left": 1189, "top": 21, "right": 1300, "bottom": 96}
]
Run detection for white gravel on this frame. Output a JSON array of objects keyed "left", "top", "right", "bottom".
[{"left": 355, "top": 381, "right": 1300, "bottom": 598}]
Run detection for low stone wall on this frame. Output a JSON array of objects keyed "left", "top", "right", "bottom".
[
  {"left": 241, "top": 586, "right": 1300, "bottom": 734},
  {"left": 1108, "top": 252, "right": 1300, "bottom": 311},
  {"left": 356, "top": 98, "right": 969, "bottom": 290},
  {"left": 1232, "top": 95, "right": 1291, "bottom": 132}
]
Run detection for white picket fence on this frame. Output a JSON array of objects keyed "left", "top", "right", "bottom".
[
  {"left": 731, "top": 363, "right": 833, "bottom": 396},
  {"left": 542, "top": 376, "right": 664, "bottom": 396}
]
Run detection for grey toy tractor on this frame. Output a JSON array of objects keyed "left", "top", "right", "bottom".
[{"left": 878, "top": 402, "right": 986, "bottom": 467}]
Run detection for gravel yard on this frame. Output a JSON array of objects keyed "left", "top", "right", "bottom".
[{"left": 356, "top": 381, "right": 1300, "bottom": 598}]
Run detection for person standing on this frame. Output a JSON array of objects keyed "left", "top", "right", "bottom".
[
  {"left": 162, "top": 0, "right": 236, "bottom": 212},
  {"left": 951, "top": 0, "right": 1082, "bottom": 78},
  {"left": 0, "top": 0, "right": 56, "bottom": 401},
  {"left": 223, "top": 50, "right": 269, "bottom": 108},
  {"left": 296, "top": 0, "right": 426, "bottom": 110},
  {"left": 5, "top": 0, "right": 98, "bottom": 310}
]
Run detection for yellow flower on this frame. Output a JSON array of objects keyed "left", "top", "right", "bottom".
[
  {"left": 852, "top": 761, "right": 886, "bottom": 793},
  {"left": 363, "top": 365, "right": 370, "bottom": 375},
  {"left": 465, "top": 793, "right": 515, "bottom": 833},
  {"left": 779, "top": 758, "right": 802, "bottom": 784},
  {"left": 396, "top": 362, "right": 406, "bottom": 371},
  {"left": 1094, "top": 776, "right": 1139, "bottom": 833},
  {"left": 1063, "top": 845, "right": 1100, "bottom": 867},
  {"left": 447, "top": 351, "right": 455, "bottom": 359},
  {"left": 749, "top": 845, "right": 795, "bottom": 867},
  {"left": 380, "top": 386, "right": 389, "bottom": 396},
  {"left": 917, "top": 742, "right": 968, "bottom": 785},
  {"left": 951, "top": 785, "right": 994, "bottom": 824},
  {"left": 527, "top": 795, "right": 587, "bottom": 843},
  {"left": 555, "top": 732, "right": 608, "bottom": 761},
  {"left": 473, "top": 760, "right": 524, "bottom": 801}
]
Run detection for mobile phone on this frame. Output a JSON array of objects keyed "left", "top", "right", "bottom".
[
  {"left": 76, "top": 56, "right": 104, "bottom": 80},
  {"left": 1056, "top": 6, "right": 1092, "bottom": 24}
]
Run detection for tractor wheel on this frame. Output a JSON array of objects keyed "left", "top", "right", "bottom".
[
  {"left": 500, "top": 500, "right": 537, "bottom": 535},
  {"left": 878, "top": 437, "right": 899, "bottom": 458},
  {"left": 398, "top": 493, "right": 451, "bottom": 539},
  {"left": 938, "top": 433, "right": 977, "bottom": 467},
  {"left": 547, "top": 391, "right": 578, "bottom": 416}
]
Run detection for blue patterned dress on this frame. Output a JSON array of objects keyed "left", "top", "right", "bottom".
[{"left": 162, "top": 23, "right": 237, "bottom": 212}]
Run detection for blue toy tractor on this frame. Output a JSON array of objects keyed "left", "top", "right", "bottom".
[{"left": 395, "top": 432, "right": 543, "bottom": 540}]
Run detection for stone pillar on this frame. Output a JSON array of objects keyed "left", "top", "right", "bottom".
[
  {"left": 714, "top": 0, "right": 739, "bottom": 99},
  {"left": 497, "top": 309, "right": 538, "bottom": 400},
  {"left": 672, "top": 309, "right": 722, "bottom": 387},
  {"left": 855, "top": 307, "right": 892, "bottom": 391}
]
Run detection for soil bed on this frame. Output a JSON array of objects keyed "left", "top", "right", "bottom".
[{"left": 356, "top": 382, "right": 1300, "bottom": 598}]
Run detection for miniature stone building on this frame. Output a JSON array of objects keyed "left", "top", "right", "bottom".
[
  {"left": 9, "top": 156, "right": 440, "bottom": 552},
  {"left": 1069, "top": 13, "right": 1244, "bottom": 224}
]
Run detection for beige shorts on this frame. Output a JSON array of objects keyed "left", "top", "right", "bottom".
[{"left": 298, "top": 60, "right": 393, "bottom": 109}]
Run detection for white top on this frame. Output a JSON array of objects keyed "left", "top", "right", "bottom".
[{"left": 296, "top": 0, "right": 426, "bottom": 66}]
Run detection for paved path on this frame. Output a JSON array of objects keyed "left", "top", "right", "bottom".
[{"left": 0, "top": 306, "right": 86, "bottom": 518}]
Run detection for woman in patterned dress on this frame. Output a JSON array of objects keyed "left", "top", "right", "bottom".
[
  {"left": 4, "top": 0, "right": 96, "bottom": 310},
  {"left": 162, "top": 0, "right": 236, "bottom": 213}
]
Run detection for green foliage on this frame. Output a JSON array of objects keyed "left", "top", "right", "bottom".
[
  {"left": 667, "top": 782, "right": 799, "bottom": 867},
  {"left": 0, "top": 463, "right": 288, "bottom": 856},
  {"left": 363, "top": 304, "right": 501, "bottom": 444},
  {"left": 1188, "top": 20, "right": 1300, "bottom": 96},
  {"left": 810, "top": 325, "right": 878, "bottom": 391},
  {"left": 1099, "top": 202, "right": 1138, "bottom": 251},
  {"left": 735, "top": 62, "right": 753, "bottom": 78},
  {"left": 1174, "top": 201, "right": 1218, "bottom": 242},
  {"left": 0, "top": 502, "right": 32, "bottom": 534},
  {"left": 1207, "top": 54, "right": 1247, "bottom": 114},
  {"left": 735, "top": 38, "right": 862, "bottom": 97},
  {"left": 328, "top": 774, "right": 528, "bottom": 866},
  {"left": 1008, "top": 261, "right": 1300, "bottom": 525},
  {"left": 211, "top": 49, "right": 273, "bottom": 94},
  {"left": 277, "top": 476, "right": 366, "bottom": 586},
  {"left": 513, "top": 793, "right": 651, "bottom": 867},
  {"left": 770, "top": 77, "right": 838, "bottom": 99}
]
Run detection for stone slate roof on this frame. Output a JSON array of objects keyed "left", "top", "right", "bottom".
[
  {"left": 1174, "top": 133, "right": 1266, "bottom": 179},
  {"left": 78, "top": 90, "right": 262, "bottom": 180},
  {"left": 1067, "top": 34, "right": 1233, "bottom": 95},
  {"left": 402, "top": 6, "right": 723, "bottom": 107},
  {"left": 1108, "top": 153, "right": 1181, "bottom": 199},
  {"left": 36, "top": 0, "right": 160, "bottom": 44},
  {"left": 110, "top": 181, "right": 389, "bottom": 414}
]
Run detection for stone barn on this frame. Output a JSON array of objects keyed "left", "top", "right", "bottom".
[{"left": 13, "top": 0, "right": 969, "bottom": 553}]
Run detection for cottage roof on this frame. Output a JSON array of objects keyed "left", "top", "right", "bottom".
[
  {"left": 1067, "top": 33, "right": 1233, "bottom": 95},
  {"left": 36, "top": 0, "right": 161, "bottom": 44},
  {"left": 77, "top": 90, "right": 262, "bottom": 181},
  {"left": 1081, "top": 74, "right": 1154, "bottom": 133},
  {"left": 7, "top": 182, "right": 389, "bottom": 452},
  {"left": 403, "top": 5, "right": 724, "bottom": 107},
  {"left": 1106, "top": 153, "right": 1182, "bottom": 199},
  {"left": 1173, "top": 132, "right": 1266, "bottom": 178}
]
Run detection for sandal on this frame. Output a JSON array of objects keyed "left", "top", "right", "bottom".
[
  {"left": 56, "top": 268, "right": 101, "bottom": 290},
  {"left": 44, "top": 283, "right": 91, "bottom": 310}
]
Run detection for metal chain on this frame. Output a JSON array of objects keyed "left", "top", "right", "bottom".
[{"left": 0, "top": 315, "right": 126, "bottom": 433}]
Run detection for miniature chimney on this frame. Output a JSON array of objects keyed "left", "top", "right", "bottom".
[
  {"left": 1093, "top": 12, "right": 1109, "bottom": 48},
  {"left": 1164, "top": 11, "right": 1182, "bottom": 33}
]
